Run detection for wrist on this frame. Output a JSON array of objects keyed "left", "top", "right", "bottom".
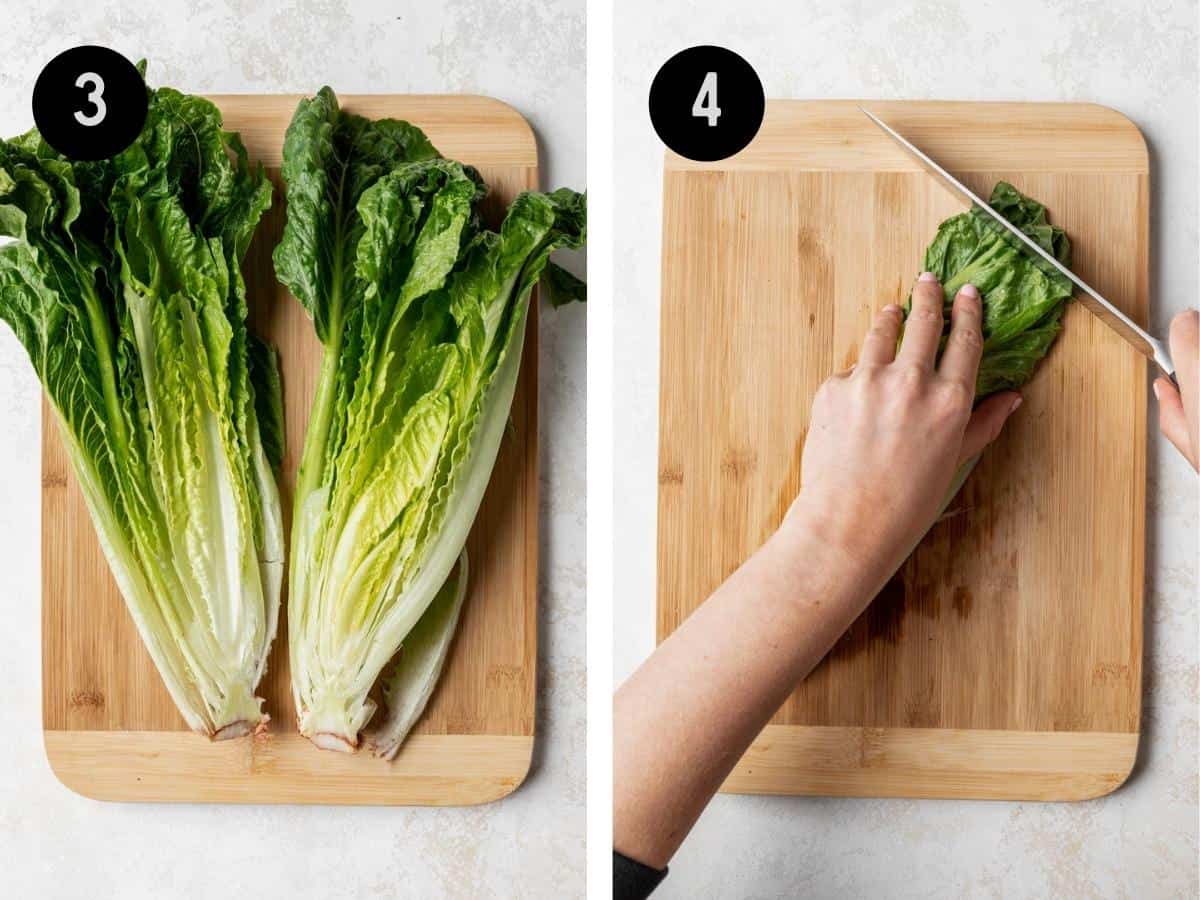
[
  {"left": 774, "top": 494, "right": 898, "bottom": 605},
  {"left": 726, "top": 504, "right": 888, "bottom": 678}
]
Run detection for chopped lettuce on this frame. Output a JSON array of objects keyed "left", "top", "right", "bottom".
[
  {"left": 0, "top": 81, "right": 283, "bottom": 737},
  {"left": 274, "top": 88, "right": 585, "bottom": 756}
]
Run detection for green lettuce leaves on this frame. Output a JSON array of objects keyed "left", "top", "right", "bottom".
[
  {"left": 275, "top": 88, "right": 585, "bottom": 756},
  {"left": 917, "top": 181, "right": 1074, "bottom": 396},
  {"left": 0, "top": 81, "right": 283, "bottom": 738}
]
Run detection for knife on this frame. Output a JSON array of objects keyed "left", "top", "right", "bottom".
[{"left": 859, "top": 106, "right": 1176, "bottom": 383}]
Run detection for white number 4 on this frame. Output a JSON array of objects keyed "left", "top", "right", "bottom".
[{"left": 691, "top": 72, "right": 720, "bottom": 127}]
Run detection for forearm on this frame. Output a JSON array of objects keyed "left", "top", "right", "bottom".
[
  {"left": 612, "top": 511, "right": 890, "bottom": 869},
  {"left": 613, "top": 276, "right": 1021, "bottom": 872}
]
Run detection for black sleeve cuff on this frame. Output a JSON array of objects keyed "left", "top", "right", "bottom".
[{"left": 613, "top": 849, "right": 668, "bottom": 899}]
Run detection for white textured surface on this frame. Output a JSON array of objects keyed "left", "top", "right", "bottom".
[
  {"left": 0, "top": 2, "right": 585, "bottom": 898},
  {"left": 614, "top": 1, "right": 1199, "bottom": 898}
]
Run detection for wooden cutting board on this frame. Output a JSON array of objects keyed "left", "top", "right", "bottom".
[
  {"left": 42, "top": 95, "right": 539, "bottom": 804},
  {"left": 657, "top": 101, "right": 1148, "bottom": 801}
]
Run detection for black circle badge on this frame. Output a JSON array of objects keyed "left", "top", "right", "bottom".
[
  {"left": 32, "top": 46, "right": 147, "bottom": 161},
  {"left": 649, "top": 46, "right": 764, "bottom": 162}
]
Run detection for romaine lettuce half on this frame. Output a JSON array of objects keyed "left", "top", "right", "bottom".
[
  {"left": 274, "top": 88, "right": 585, "bottom": 756},
  {"left": 909, "top": 181, "right": 1074, "bottom": 520},
  {"left": 0, "top": 82, "right": 283, "bottom": 738}
]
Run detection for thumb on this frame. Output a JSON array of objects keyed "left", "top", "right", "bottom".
[
  {"left": 1154, "top": 377, "right": 1198, "bottom": 470},
  {"left": 958, "top": 392, "right": 1022, "bottom": 466}
]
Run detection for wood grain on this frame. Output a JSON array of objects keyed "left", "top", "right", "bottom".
[
  {"left": 42, "top": 95, "right": 539, "bottom": 804},
  {"left": 44, "top": 732, "right": 531, "bottom": 805},
  {"left": 657, "top": 101, "right": 1148, "bottom": 800},
  {"left": 724, "top": 726, "right": 1138, "bottom": 801}
]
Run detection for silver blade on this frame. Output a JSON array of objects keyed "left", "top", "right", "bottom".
[{"left": 859, "top": 106, "right": 1174, "bottom": 379}]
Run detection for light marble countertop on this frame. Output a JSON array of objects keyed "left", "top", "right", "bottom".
[
  {"left": 0, "top": 1, "right": 585, "bottom": 898},
  {"left": 614, "top": 1, "right": 1198, "bottom": 897}
]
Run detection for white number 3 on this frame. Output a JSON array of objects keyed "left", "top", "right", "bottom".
[
  {"left": 691, "top": 72, "right": 720, "bottom": 127},
  {"left": 73, "top": 72, "right": 107, "bottom": 127}
]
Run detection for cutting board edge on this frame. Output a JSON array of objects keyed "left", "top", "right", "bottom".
[
  {"left": 665, "top": 99, "right": 1150, "bottom": 174},
  {"left": 42, "top": 730, "right": 535, "bottom": 806},
  {"left": 718, "top": 724, "right": 1139, "bottom": 802}
]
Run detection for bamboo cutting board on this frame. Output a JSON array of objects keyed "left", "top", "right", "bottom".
[
  {"left": 658, "top": 101, "right": 1148, "bottom": 800},
  {"left": 42, "top": 95, "right": 539, "bottom": 804}
]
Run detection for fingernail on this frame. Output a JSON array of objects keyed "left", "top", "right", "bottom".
[
  {"left": 959, "top": 283, "right": 980, "bottom": 299},
  {"left": 883, "top": 303, "right": 902, "bottom": 314},
  {"left": 1010, "top": 395, "right": 1023, "bottom": 414},
  {"left": 1152, "top": 380, "right": 1164, "bottom": 401},
  {"left": 918, "top": 271, "right": 938, "bottom": 283}
]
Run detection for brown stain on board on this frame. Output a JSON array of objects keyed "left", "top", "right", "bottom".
[
  {"left": 831, "top": 570, "right": 911, "bottom": 662},
  {"left": 952, "top": 586, "right": 974, "bottom": 619},
  {"left": 868, "top": 572, "right": 910, "bottom": 644},
  {"left": 825, "top": 529, "right": 980, "bottom": 664}
]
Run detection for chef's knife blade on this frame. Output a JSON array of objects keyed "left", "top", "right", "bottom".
[{"left": 859, "top": 105, "right": 1175, "bottom": 382}]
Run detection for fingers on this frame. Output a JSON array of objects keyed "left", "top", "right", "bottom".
[
  {"left": 897, "top": 271, "right": 947, "bottom": 367},
  {"left": 958, "top": 391, "right": 1022, "bottom": 466},
  {"left": 1154, "top": 377, "right": 1198, "bottom": 470},
  {"left": 1167, "top": 309, "right": 1199, "bottom": 465},
  {"left": 938, "top": 284, "right": 984, "bottom": 389},
  {"left": 858, "top": 304, "right": 904, "bottom": 366}
]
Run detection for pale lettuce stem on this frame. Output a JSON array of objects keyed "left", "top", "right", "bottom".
[
  {"left": 941, "top": 237, "right": 1008, "bottom": 299},
  {"left": 292, "top": 260, "right": 343, "bottom": 729},
  {"left": 295, "top": 336, "right": 340, "bottom": 506},
  {"left": 68, "top": 257, "right": 129, "bottom": 457},
  {"left": 295, "top": 202, "right": 346, "bottom": 507}
]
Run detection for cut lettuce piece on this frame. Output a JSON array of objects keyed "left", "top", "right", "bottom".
[
  {"left": 0, "top": 79, "right": 282, "bottom": 738},
  {"left": 275, "top": 88, "right": 585, "bottom": 753}
]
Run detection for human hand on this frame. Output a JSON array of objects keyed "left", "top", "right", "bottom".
[
  {"left": 1153, "top": 310, "right": 1199, "bottom": 471},
  {"left": 787, "top": 272, "right": 1021, "bottom": 577}
]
